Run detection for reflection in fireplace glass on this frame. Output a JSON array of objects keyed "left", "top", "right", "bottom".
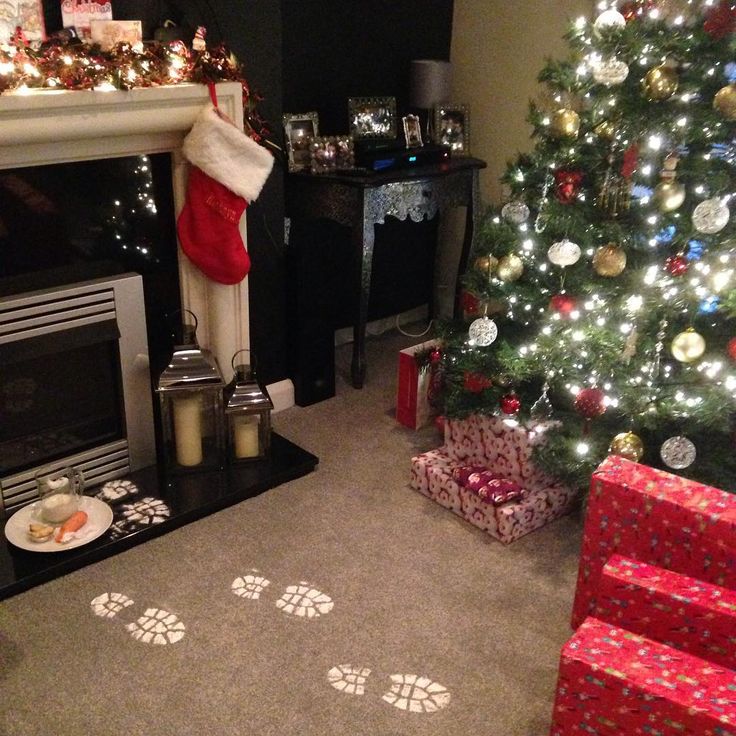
[{"left": 0, "top": 341, "right": 123, "bottom": 477}]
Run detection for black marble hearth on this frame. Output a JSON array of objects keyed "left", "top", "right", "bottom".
[{"left": 0, "top": 433, "right": 317, "bottom": 600}]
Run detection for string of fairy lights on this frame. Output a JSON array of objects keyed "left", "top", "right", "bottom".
[{"left": 453, "top": 0, "right": 736, "bottom": 484}]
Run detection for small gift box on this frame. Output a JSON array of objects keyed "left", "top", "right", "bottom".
[
  {"left": 595, "top": 554, "right": 736, "bottom": 671},
  {"left": 550, "top": 617, "right": 736, "bottom": 736},
  {"left": 571, "top": 455, "right": 736, "bottom": 629}
]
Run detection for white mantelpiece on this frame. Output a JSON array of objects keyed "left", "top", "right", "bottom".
[{"left": 0, "top": 81, "right": 249, "bottom": 375}]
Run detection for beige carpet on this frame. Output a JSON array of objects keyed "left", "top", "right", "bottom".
[{"left": 0, "top": 327, "right": 582, "bottom": 736}]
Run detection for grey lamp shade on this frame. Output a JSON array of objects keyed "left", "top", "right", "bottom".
[{"left": 409, "top": 60, "right": 452, "bottom": 109}]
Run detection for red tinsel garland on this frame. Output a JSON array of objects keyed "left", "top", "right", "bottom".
[{"left": 704, "top": 1, "right": 736, "bottom": 39}]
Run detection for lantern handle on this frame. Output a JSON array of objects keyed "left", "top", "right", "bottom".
[
  {"left": 167, "top": 309, "right": 199, "bottom": 345},
  {"left": 231, "top": 348, "right": 251, "bottom": 373}
]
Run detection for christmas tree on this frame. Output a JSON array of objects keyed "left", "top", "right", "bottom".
[{"left": 439, "top": 1, "right": 736, "bottom": 492}]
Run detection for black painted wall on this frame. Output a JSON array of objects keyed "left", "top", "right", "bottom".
[{"left": 40, "top": 0, "right": 453, "bottom": 384}]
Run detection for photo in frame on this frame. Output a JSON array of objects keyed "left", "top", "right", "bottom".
[
  {"left": 402, "top": 114, "right": 423, "bottom": 148},
  {"left": 434, "top": 104, "right": 470, "bottom": 155},
  {"left": 309, "top": 136, "right": 355, "bottom": 174},
  {"left": 348, "top": 97, "right": 397, "bottom": 140},
  {"left": 0, "top": 0, "right": 46, "bottom": 43},
  {"left": 283, "top": 112, "right": 319, "bottom": 172}
]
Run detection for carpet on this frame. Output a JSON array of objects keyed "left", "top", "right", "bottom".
[{"left": 0, "top": 327, "right": 582, "bottom": 736}]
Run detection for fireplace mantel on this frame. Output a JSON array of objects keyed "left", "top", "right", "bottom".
[{"left": 0, "top": 81, "right": 250, "bottom": 379}]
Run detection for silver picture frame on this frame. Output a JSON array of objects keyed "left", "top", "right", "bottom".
[
  {"left": 402, "top": 114, "right": 423, "bottom": 148},
  {"left": 348, "top": 96, "right": 397, "bottom": 139},
  {"left": 309, "top": 135, "right": 355, "bottom": 174},
  {"left": 434, "top": 103, "right": 470, "bottom": 155},
  {"left": 282, "top": 111, "right": 319, "bottom": 172}
]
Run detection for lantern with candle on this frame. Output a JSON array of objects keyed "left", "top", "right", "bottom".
[
  {"left": 156, "top": 312, "right": 226, "bottom": 474},
  {"left": 225, "top": 351, "right": 274, "bottom": 463}
]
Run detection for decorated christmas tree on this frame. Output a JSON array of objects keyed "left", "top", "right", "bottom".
[{"left": 439, "top": 0, "right": 736, "bottom": 492}]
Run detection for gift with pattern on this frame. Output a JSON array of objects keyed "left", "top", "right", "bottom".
[
  {"left": 571, "top": 455, "right": 736, "bottom": 629},
  {"left": 594, "top": 554, "right": 736, "bottom": 671},
  {"left": 550, "top": 617, "right": 736, "bottom": 736},
  {"left": 410, "top": 415, "right": 575, "bottom": 544}
]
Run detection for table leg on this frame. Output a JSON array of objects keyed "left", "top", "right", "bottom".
[
  {"left": 454, "top": 169, "right": 481, "bottom": 318},
  {"left": 351, "top": 205, "right": 375, "bottom": 388}
]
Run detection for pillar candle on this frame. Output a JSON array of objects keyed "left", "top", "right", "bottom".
[
  {"left": 173, "top": 396, "right": 203, "bottom": 466},
  {"left": 234, "top": 416, "right": 260, "bottom": 459}
]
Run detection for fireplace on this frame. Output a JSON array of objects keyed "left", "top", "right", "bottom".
[{"left": 0, "top": 83, "right": 255, "bottom": 509}]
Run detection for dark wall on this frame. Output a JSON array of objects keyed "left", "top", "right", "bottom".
[{"left": 40, "top": 0, "right": 453, "bottom": 384}]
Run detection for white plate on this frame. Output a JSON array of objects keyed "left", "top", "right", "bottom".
[{"left": 4, "top": 496, "right": 113, "bottom": 553}]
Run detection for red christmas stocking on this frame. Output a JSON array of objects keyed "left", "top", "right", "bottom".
[{"left": 177, "top": 104, "right": 274, "bottom": 284}]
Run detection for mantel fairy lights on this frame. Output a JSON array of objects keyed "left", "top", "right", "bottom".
[{"left": 442, "top": 0, "right": 736, "bottom": 492}]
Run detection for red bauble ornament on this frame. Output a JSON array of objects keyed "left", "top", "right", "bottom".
[
  {"left": 704, "top": 0, "right": 736, "bottom": 39},
  {"left": 463, "top": 371, "right": 493, "bottom": 393},
  {"left": 461, "top": 291, "right": 480, "bottom": 316},
  {"left": 549, "top": 293, "right": 577, "bottom": 317},
  {"left": 665, "top": 255, "right": 689, "bottom": 276},
  {"left": 554, "top": 169, "right": 584, "bottom": 205},
  {"left": 574, "top": 387, "right": 607, "bottom": 419},
  {"left": 429, "top": 348, "right": 442, "bottom": 364},
  {"left": 619, "top": 0, "right": 653, "bottom": 22},
  {"left": 500, "top": 392, "right": 521, "bottom": 415},
  {"left": 728, "top": 337, "right": 736, "bottom": 361}
]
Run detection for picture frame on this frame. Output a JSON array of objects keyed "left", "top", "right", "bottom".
[
  {"left": 348, "top": 97, "right": 397, "bottom": 140},
  {"left": 309, "top": 136, "right": 355, "bottom": 175},
  {"left": 402, "top": 114, "right": 423, "bottom": 149},
  {"left": 282, "top": 112, "right": 320, "bottom": 172},
  {"left": 434, "top": 104, "right": 470, "bottom": 156}
]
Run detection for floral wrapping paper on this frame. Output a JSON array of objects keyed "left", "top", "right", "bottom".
[
  {"left": 595, "top": 555, "right": 736, "bottom": 670},
  {"left": 409, "top": 416, "right": 575, "bottom": 544},
  {"left": 571, "top": 456, "right": 736, "bottom": 629},
  {"left": 550, "top": 617, "right": 736, "bottom": 736}
]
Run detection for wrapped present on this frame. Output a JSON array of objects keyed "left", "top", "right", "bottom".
[
  {"left": 550, "top": 616, "right": 736, "bottom": 736},
  {"left": 595, "top": 554, "right": 736, "bottom": 670},
  {"left": 571, "top": 455, "right": 736, "bottom": 629},
  {"left": 396, "top": 341, "right": 440, "bottom": 430},
  {"left": 410, "top": 416, "right": 575, "bottom": 543}
]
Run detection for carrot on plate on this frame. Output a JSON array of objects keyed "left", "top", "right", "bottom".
[{"left": 55, "top": 510, "right": 88, "bottom": 543}]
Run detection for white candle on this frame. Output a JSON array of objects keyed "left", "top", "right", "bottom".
[
  {"left": 173, "top": 396, "right": 203, "bottom": 466},
  {"left": 234, "top": 416, "right": 260, "bottom": 459}
]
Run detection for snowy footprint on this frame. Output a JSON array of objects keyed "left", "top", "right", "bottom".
[
  {"left": 90, "top": 592, "right": 186, "bottom": 646},
  {"left": 230, "top": 572, "right": 334, "bottom": 619},
  {"left": 327, "top": 665, "right": 451, "bottom": 713}
]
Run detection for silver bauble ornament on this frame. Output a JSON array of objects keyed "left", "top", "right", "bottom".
[
  {"left": 594, "top": 9, "right": 626, "bottom": 34},
  {"left": 670, "top": 328, "right": 705, "bottom": 363},
  {"left": 468, "top": 316, "right": 498, "bottom": 347},
  {"left": 547, "top": 238, "right": 582, "bottom": 267},
  {"left": 660, "top": 436, "right": 696, "bottom": 469},
  {"left": 501, "top": 201, "right": 530, "bottom": 225},
  {"left": 692, "top": 198, "right": 730, "bottom": 234},
  {"left": 593, "top": 58, "right": 629, "bottom": 86}
]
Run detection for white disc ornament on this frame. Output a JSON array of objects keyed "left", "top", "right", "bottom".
[
  {"left": 468, "top": 316, "right": 498, "bottom": 347},
  {"left": 547, "top": 238, "right": 582, "bottom": 267},
  {"left": 501, "top": 201, "right": 530, "bottom": 225},
  {"left": 594, "top": 9, "right": 626, "bottom": 33},
  {"left": 660, "top": 436, "right": 696, "bottom": 469},
  {"left": 593, "top": 58, "right": 629, "bottom": 86},
  {"left": 692, "top": 198, "right": 730, "bottom": 234}
]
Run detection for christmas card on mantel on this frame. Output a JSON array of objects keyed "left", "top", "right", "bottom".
[
  {"left": 0, "top": 1, "right": 45, "bottom": 42},
  {"left": 437, "top": 0, "right": 736, "bottom": 494}
]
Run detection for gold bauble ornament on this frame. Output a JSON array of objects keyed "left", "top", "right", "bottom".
[
  {"left": 550, "top": 108, "right": 580, "bottom": 139},
  {"left": 642, "top": 64, "right": 679, "bottom": 101},
  {"left": 474, "top": 255, "right": 498, "bottom": 278},
  {"left": 593, "top": 243, "right": 627, "bottom": 277},
  {"left": 609, "top": 431, "right": 644, "bottom": 462},
  {"left": 497, "top": 254, "right": 524, "bottom": 282},
  {"left": 653, "top": 180, "right": 686, "bottom": 212},
  {"left": 714, "top": 83, "right": 736, "bottom": 121},
  {"left": 594, "top": 120, "right": 616, "bottom": 140},
  {"left": 671, "top": 328, "right": 706, "bottom": 363}
]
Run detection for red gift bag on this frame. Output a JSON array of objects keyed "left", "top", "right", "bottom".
[{"left": 396, "top": 341, "right": 440, "bottom": 430}]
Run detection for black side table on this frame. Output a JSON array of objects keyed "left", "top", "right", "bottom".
[{"left": 286, "top": 157, "right": 486, "bottom": 402}]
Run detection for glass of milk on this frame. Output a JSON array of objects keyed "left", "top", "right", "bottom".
[{"left": 35, "top": 466, "right": 85, "bottom": 524}]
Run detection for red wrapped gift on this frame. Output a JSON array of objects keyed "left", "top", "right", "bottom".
[
  {"left": 396, "top": 341, "right": 439, "bottom": 430},
  {"left": 595, "top": 554, "right": 736, "bottom": 670},
  {"left": 571, "top": 456, "right": 736, "bottom": 629},
  {"left": 550, "top": 617, "right": 736, "bottom": 736}
]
